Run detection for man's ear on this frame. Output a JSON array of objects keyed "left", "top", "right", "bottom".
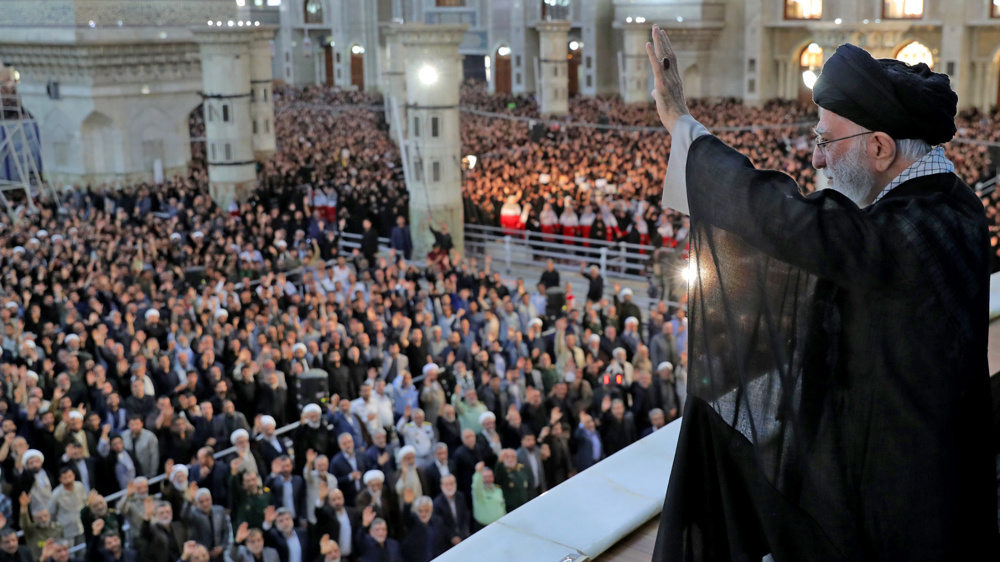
[{"left": 869, "top": 132, "right": 897, "bottom": 173}]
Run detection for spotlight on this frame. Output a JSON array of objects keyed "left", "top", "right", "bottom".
[
  {"left": 681, "top": 262, "right": 695, "bottom": 284},
  {"left": 419, "top": 65, "right": 438, "bottom": 85}
]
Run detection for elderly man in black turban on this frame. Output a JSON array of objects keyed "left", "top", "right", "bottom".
[{"left": 647, "top": 27, "right": 999, "bottom": 562}]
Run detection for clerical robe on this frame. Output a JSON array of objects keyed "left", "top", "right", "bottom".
[{"left": 654, "top": 115, "right": 999, "bottom": 561}]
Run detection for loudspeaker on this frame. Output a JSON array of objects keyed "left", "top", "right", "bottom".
[
  {"left": 296, "top": 368, "right": 329, "bottom": 406},
  {"left": 545, "top": 287, "right": 566, "bottom": 317},
  {"left": 46, "top": 82, "right": 60, "bottom": 100}
]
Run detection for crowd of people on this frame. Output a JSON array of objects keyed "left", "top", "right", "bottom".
[
  {"left": 0, "top": 167, "right": 688, "bottom": 562},
  {"left": 0, "top": 73, "right": 996, "bottom": 562}
]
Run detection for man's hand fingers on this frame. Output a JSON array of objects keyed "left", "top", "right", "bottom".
[
  {"left": 657, "top": 27, "right": 675, "bottom": 61},
  {"left": 645, "top": 42, "right": 665, "bottom": 85}
]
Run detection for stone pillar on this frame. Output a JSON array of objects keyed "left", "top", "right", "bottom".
[
  {"left": 192, "top": 28, "right": 258, "bottom": 208},
  {"left": 380, "top": 23, "right": 407, "bottom": 141},
  {"left": 396, "top": 23, "right": 468, "bottom": 259},
  {"left": 940, "top": 23, "right": 969, "bottom": 107},
  {"left": 535, "top": 20, "right": 571, "bottom": 116},
  {"left": 615, "top": 22, "right": 650, "bottom": 104},
  {"left": 249, "top": 29, "right": 277, "bottom": 159}
]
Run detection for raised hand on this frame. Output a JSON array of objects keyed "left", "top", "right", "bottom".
[
  {"left": 235, "top": 522, "right": 250, "bottom": 543},
  {"left": 362, "top": 505, "right": 376, "bottom": 527},
  {"left": 645, "top": 24, "right": 689, "bottom": 133},
  {"left": 264, "top": 504, "right": 276, "bottom": 525},
  {"left": 320, "top": 534, "right": 335, "bottom": 555},
  {"left": 92, "top": 518, "right": 105, "bottom": 536},
  {"left": 403, "top": 488, "right": 415, "bottom": 505}
]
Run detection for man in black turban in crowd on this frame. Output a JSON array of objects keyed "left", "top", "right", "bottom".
[{"left": 646, "top": 26, "right": 999, "bottom": 562}]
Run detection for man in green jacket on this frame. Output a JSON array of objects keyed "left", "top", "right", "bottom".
[
  {"left": 471, "top": 462, "right": 506, "bottom": 529},
  {"left": 229, "top": 460, "right": 270, "bottom": 530}
]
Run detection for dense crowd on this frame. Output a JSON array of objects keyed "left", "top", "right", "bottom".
[
  {"left": 0, "top": 74, "right": 997, "bottom": 562},
  {"left": 458, "top": 83, "right": 999, "bottom": 256},
  {"left": 0, "top": 169, "right": 687, "bottom": 562}
]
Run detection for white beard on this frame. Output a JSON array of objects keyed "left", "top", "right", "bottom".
[{"left": 824, "top": 137, "right": 876, "bottom": 206}]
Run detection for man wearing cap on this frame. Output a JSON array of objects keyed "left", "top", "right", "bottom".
[
  {"left": 647, "top": 26, "right": 998, "bottom": 560},
  {"left": 396, "top": 408, "right": 436, "bottom": 467}
]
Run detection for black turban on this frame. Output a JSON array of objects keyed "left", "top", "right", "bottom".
[{"left": 813, "top": 43, "right": 957, "bottom": 145}]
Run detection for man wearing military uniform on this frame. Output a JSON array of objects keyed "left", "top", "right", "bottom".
[{"left": 492, "top": 449, "right": 533, "bottom": 512}]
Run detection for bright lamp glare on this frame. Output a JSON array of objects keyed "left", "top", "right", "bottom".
[
  {"left": 802, "top": 69, "right": 818, "bottom": 90},
  {"left": 466, "top": 155, "right": 478, "bottom": 169},
  {"left": 236, "top": 0, "right": 246, "bottom": 6},
  {"left": 681, "top": 262, "right": 696, "bottom": 284},
  {"left": 419, "top": 65, "right": 438, "bottom": 85}
]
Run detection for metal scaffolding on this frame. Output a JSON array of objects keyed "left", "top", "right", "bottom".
[{"left": 0, "top": 85, "right": 46, "bottom": 215}]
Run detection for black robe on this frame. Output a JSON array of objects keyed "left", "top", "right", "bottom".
[{"left": 655, "top": 135, "right": 999, "bottom": 561}]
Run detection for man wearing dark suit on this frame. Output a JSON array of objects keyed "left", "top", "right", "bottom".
[
  {"left": 572, "top": 415, "right": 603, "bottom": 473},
  {"left": 400, "top": 497, "right": 449, "bottom": 562},
  {"left": 191, "top": 447, "right": 229, "bottom": 507},
  {"left": 60, "top": 440, "right": 98, "bottom": 493},
  {"left": 422, "top": 443, "right": 454, "bottom": 499},
  {"left": 433, "top": 475, "right": 471, "bottom": 551},
  {"left": 330, "top": 400, "right": 371, "bottom": 452},
  {"left": 516, "top": 432, "right": 547, "bottom": 495},
  {"left": 263, "top": 507, "right": 310, "bottom": 562},
  {"left": 0, "top": 527, "right": 33, "bottom": 562},
  {"left": 314, "top": 488, "right": 361, "bottom": 561},
  {"left": 266, "top": 456, "right": 307, "bottom": 526},
  {"left": 180, "top": 490, "right": 231, "bottom": 561},
  {"left": 451, "top": 429, "right": 483, "bottom": 509},
  {"left": 330, "top": 433, "right": 368, "bottom": 507},
  {"left": 139, "top": 501, "right": 187, "bottom": 562}
]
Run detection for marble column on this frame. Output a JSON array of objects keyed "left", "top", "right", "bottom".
[
  {"left": 380, "top": 23, "right": 408, "bottom": 141},
  {"left": 249, "top": 28, "right": 277, "bottom": 159},
  {"left": 396, "top": 23, "right": 469, "bottom": 258},
  {"left": 192, "top": 27, "right": 259, "bottom": 207},
  {"left": 535, "top": 20, "right": 571, "bottom": 116},
  {"left": 614, "top": 22, "right": 651, "bottom": 104}
]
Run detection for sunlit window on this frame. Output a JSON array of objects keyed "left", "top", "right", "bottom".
[
  {"left": 883, "top": 0, "right": 923, "bottom": 19},
  {"left": 785, "top": 0, "right": 822, "bottom": 20},
  {"left": 304, "top": 0, "right": 322, "bottom": 24},
  {"left": 800, "top": 43, "right": 823, "bottom": 90},
  {"left": 896, "top": 41, "right": 933, "bottom": 68},
  {"left": 992, "top": 0, "right": 1000, "bottom": 18}
]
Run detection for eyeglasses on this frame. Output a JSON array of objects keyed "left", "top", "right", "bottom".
[{"left": 813, "top": 130, "right": 873, "bottom": 152}]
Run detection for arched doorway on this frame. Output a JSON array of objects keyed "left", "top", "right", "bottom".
[
  {"left": 81, "top": 112, "right": 116, "bottom": 177},
  {"left": 324, "top": 40, "right": 334, "bottom": 86},
  {"left": 567, "top": 39, "right": 581, "bottom": 96},
  {"left": 799, "top": 42, "right": 823, "bottom": 104},
  {"left": 304, "top": 0, "right": 323, "bottom": 24},
  {"left": 495, "top": 45, "right": 512, "bottom": 94},
  {"left": 350, "top": 44, "right": 365, "bottom": 90},
  {"left": 895, "top": 41, "right": 934, "bottom": 68}
]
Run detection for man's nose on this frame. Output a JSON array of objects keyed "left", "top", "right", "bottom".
[{"left": 812, "top": 145, "right": 826, "bottom": 170}]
